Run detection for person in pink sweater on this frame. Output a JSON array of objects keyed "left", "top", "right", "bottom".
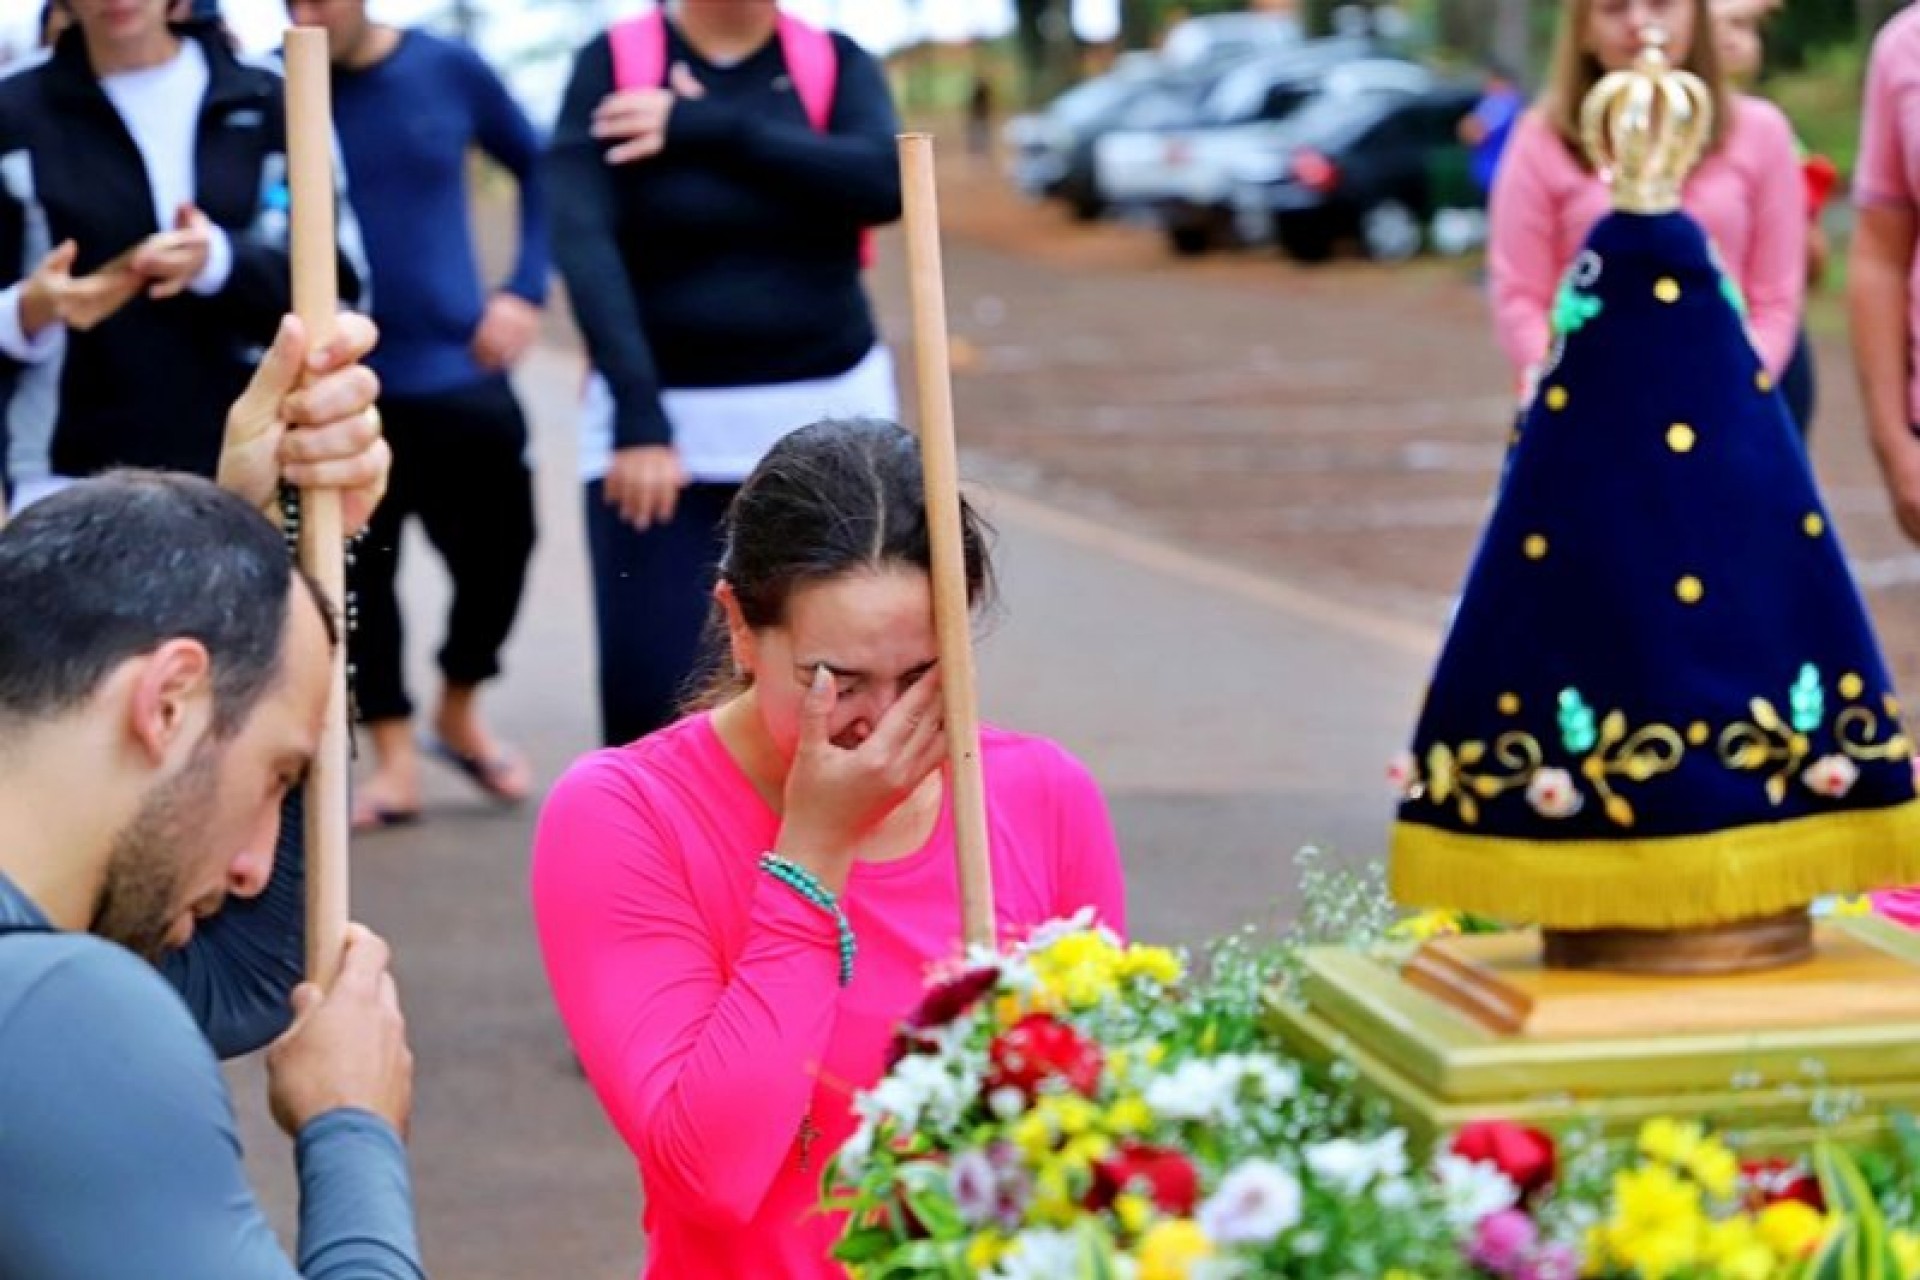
[
  {"left": 1850, "top": 5, "right": 1920, "bottom": 930},
  {"left": 1487, "top": 0, "right": 1806, "bottom": 405},
  {"left": 529, "top": 417, "right": 1129, "bottom": 1278}
]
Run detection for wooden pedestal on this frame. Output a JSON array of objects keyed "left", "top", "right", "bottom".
[{"left": 1269, "top": 917, "right": 1920, "bottom": 1151}]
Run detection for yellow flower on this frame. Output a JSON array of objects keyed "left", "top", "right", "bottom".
[
  {"left": 1118, "top": 944, "right": 1184, "bottom": 985},
  {"left": 1603, "top": 1164, "right": 1706, "bottom": 1279},
  {"left": 1013, "top": 1111, "right": 1054, "bottom": 1160},
  {"left": 1107, "top": 1095, "right": 1154, "bottom": 1135},
  {"left": 1637, "top": 1118, "right": 1707, "bottom": 1168},
  {"left": 1829, "top": 895, "right": 1874, "bottom": 918},
  {"left": 1115, "top": 1192, "right": 1153, "bottom": 1236},
  {"left": 1031, "top": 932, "right": 1126, "bottom": 1009},
  {"left": 1686, "top": 1141, "right": 1740, "bottom": 1201},
  {"left": 966, "top": 1231, "right": 1011, "bottom": 1272},
  {"left": 1136, "top": 1220, "right": 1214, "bottom": 1280},
  {"left": 1703, "top": 1217, "right": 1776, "bottom": 1280},
  {"left": 1756, "top": 1200, "right": 1827, "bottom": 1260},
  {"left": 1031, "top": 1163, "right": 1078, "bottom": 1227},
  {"left": 1891, "top": 1227, "right": 1920, "bottom": 1277},
  {"left": 1389, "top": 909, "right": 1464, "bottom": 941}
]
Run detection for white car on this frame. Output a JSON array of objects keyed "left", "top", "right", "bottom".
[{"left": 1094, "top": 49, "right": 1432, "bottom": 255}]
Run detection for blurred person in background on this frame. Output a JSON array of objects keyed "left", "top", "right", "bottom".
[
  {"left": 288, "top": 0, "right": 550, "bottom": 829},
  {"left": 547, "top": 0, "right": 903, "bottom": 750},
  {"left": 1712, "top": 0, "right": 1832, "bottom": 439},
  {"left": 1485, "top": 0, "right": 1804, "bottom": 425}
]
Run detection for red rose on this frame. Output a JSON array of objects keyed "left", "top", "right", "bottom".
[
  {"left": 1741, "top": 1158, "right": 1825, "bottom": 1213},
  {"left": 985, "top": 1013, "right": 1103, "bottom": 1101},
  {"left": 885, "top": 967, "right": 1002, "bottom": 1070},
  {"left": 912, "top": 966, "right": 1001, "bottom": 1030},
  {"left": 1089, "top": 1142, "right": 1200, "bottom": 1217},
  {"left": 1450, "top": 1120, "right": 1557, "bottom": 1197}
]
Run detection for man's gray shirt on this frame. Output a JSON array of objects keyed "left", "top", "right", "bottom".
[{"left": 0, "top": 869, "right": 424, "bottom": 1278}]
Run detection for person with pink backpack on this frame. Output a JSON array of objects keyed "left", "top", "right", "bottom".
[{"left": 546, "top": 0, "right": 903, "bottom": 753}]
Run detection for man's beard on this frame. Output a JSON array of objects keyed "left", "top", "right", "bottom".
[{"left": 91, "top": 741, "right": 222, "bottom": 963}]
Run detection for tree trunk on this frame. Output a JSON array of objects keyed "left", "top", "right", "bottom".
[
  {"left": 1492, "top": 0, "right": 1531, "bottom": 82},
  {"left": 1120, "top": 0, "right": 1161, "bottom": 49}
]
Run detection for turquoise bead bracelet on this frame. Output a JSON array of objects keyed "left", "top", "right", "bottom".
[{"left": 758, "top": 853, "right": 856, "bottom": 987}]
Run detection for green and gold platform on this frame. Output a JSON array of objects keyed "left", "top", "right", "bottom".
[{"left": 1270, "top": 917, "right": 1920, "bottom": 1151}]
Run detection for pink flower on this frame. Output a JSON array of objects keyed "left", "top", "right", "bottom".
[
  {"left": 1387, "top": 751, "right": 1418, "bottom": 797},
  {"left": 1525, "top": 769, "right": 1582, "bottom": 819},
  {"left": 1517, "top": 1241, "right": 1580, "bottom": 1280},
  {"left": 1468, "top": 1209, "right": 1538, "bottom": 1276}
]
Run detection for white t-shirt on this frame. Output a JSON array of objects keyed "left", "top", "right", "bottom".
[{"left": 577, "top": 345, "right": 901, "bottom": 485}]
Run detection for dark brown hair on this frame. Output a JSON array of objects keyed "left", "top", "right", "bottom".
[{"left": 686, "top": 418, "right": 996, "bottom": 709}]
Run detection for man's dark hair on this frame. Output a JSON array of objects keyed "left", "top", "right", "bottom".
[{"left": 0, "top": 472, "right": 302, "bottom": 737}]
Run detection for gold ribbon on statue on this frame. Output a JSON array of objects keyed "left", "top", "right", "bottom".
[{"left": 1580, "top": 26, "right": 1713, "bottom": 214}]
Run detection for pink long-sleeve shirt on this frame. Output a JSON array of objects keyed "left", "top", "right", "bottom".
[
  {"left": 1488, "top": 97, "right": 1807, "bottom": 385},
  {"left": 1854, "top": 4, "right": 1920, "bottom": 427},
  {"left": 530, "top": 714, "right": 1128, "bottom": 1279}
]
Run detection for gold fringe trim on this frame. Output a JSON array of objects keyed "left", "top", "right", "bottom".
[{"left": 1389, "top": 800, "right": 1920, "bottom": 930}]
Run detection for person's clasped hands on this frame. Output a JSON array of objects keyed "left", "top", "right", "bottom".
[{"left": 19, "top": 203, "right": 224, "bottom": 338}]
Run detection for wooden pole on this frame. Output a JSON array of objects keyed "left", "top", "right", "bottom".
[
  {"left": 285, "top": 28, "right": 350, "bottom": 983},
  {"left": 898, "top": 133, "right": 996, "bottom": 951}
]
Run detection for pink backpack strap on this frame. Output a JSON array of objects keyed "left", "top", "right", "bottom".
[
  {"left": 608, "top": 8, "right": 667, "bottom": 90},
  {"left": 611, "top": 6, "right": 875, "bottom": 269},
  {"left": 775, "top": 12, "right": 837, "bottom": 131}
]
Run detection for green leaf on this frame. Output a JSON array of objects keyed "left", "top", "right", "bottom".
[
  {"left": 834, "top": 1226, "right": 901, "bottom": 1264},
  {"left": 897, "top": 1163, "right": 966, "bottom": 1242}
]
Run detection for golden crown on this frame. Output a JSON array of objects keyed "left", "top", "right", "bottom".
[{"left": 1579, "top": 27, "right": 1714, "bottom": 213}]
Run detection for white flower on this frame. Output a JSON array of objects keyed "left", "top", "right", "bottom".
[
  {"left": 835, "top": 1119, "right": 875, "bottom": 1181},
  {"left": 1142, "top": 1054, "right": 1298, "bottom": 1124},
  {"left": 1025, "top": 907, "right": 1120, "bottom": 953},
  {"left": 988, "top": 1086, "right": 1029, "bottom": 1120},
  {"left": 1304, "top": 1132, "right": 1408, "bottom": 1196},
  {"left": 1527, "top": 767, "right": 1584, "bottom": 818},
  {"left": 1198, "top": 1159, "right": 1303, "bottom": 1245},
  {"left": 1433, "top": 1151, "right": 1520, "bottom": 1230},
  {"left": 1375, "top": 1176, "right": 1417, "bottom": 1210},
  {"left": 985, "top": 1228, "right": 1083, "bottom": 1280},
  {"left": 862, "top": 1053, "right": 980, "bottom": 1134},
  {"left": 1803, "top": 754, "right": 1860, "bottom": 799}
]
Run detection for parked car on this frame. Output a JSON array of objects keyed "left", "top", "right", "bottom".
[
  {"left": 1160, "top": 10, "right": 1303, "bottom": 68},
  {"left": 1094, "top": 43, "right": 1425, "bottom": 255},
  {"left": 1004, "top": 57, "right": 1219, "bottom": 222},
  {"left": 1229, "top": 83, "right": 1482, "bottom": 262}
]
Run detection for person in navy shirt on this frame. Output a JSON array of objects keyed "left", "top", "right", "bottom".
[{"left": 290, "top": 0, "right": 549, "bottom": 828}]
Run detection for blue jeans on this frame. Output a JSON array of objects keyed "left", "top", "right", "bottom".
[{"left": 583, "top": 480, "right": 740, "bottom": 748}]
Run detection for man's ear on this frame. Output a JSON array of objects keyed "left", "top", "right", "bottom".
[
  {"left": 715, "top": 581, "right": 756, "bottom": 679},
  {"left": 126, "top": 638, "right": 216, "bottom": 767}
]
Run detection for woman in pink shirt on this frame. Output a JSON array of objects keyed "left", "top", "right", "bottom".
[
  {"left": 1487, "top": 0, "right": 1806, "bottom": 405},
  {"left": 529, "top": 417, "right": 1128, "bottom": 1278}
]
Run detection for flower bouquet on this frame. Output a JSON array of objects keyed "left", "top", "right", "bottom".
[{"left": 824, "top": 915, "right": 1920, "bottom": 1279}]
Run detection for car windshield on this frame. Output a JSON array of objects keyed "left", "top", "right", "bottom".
[{"left": 1049, "top": 76, "right": 1142, "bottom": 130}]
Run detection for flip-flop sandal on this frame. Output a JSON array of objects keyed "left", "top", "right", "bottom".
[
  {"left": 352, "top": 799, "right": 422, "bottom": 831},
  {"left": 425, "top": 737, "right": 530, "bottom": 805}
]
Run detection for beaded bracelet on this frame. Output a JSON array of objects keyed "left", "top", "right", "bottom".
[{"left": 758, "top": 853, "right": 856, "bottom": 987}]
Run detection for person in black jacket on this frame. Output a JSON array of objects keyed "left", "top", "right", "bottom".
[
  {"left": 0, "top": 0, "right": 360, "bottom": 509},
  {"left": 548, "top": 0, "right": 903, "bottom": 749}
]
